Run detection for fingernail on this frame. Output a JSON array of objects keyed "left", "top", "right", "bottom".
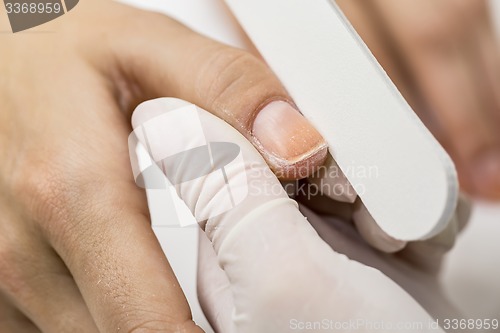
[
  {"left": 472, "top": 150, "right": 500, "bottom": 199},
  {"left": 252, "top": 101, "right": 328, "bottom": 179}
]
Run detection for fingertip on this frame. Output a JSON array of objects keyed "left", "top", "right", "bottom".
[{"left": 251, "top": 100, "right": 328, "bottom": 180}]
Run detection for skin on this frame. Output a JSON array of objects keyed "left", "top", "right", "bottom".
[
  {"left": 0, "top": 0, "right": 496, "bottom": 332},
  {"left": 337, "top": 0, "right": 500, "bottom": 199}
]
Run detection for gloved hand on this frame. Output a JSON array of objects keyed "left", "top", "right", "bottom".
[{"left": 132, "top": 98, "right": 471, "bottom": 333}]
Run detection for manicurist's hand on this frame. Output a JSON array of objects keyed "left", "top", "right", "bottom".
[
  {"left": 0, "top": 1, "right": 327, "bottom": 332},
  {"left": 134, "top": 98, "right": 469, "bottom": 333},
  {"left": 337, "top": 0, "right": 500, "bottom": 199}
]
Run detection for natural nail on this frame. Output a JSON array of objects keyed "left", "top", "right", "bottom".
[{"left": 252, "top": 100, "right": 327, "bottom": 179}]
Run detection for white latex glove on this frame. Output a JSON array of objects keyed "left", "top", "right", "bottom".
[{"left": 131, "top": 98, "right": 470, "bottom": 333}]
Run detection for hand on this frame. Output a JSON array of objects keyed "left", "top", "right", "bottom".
[
  {"left": 133, "top": 98, "right": 469, "bottom": 333},
  {"left": 337, "top": 0, "right": 500, "bottom": 199},
  {"left": 0, "top": 1, "right": 326, "bottom": 332}
]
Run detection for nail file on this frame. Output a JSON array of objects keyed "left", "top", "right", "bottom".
[{"left": 225, "top": 0, "right": 458, "bottom": 241}]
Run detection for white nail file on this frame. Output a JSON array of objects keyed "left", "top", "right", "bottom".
[{"left": 225, "top": 0, "right": 458, "bottom": 241}]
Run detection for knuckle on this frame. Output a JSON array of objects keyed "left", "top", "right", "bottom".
[
  {"left": 199, "top": 47, "right": 288, "bottom": 126},
  {"left": 8, "top": 155, "right": 98, "bottom": 242},
  {"left": 9, "top": 148, "right": 145, "bottom": 248},
  {"left": 12, "top": 162, "right": 73, "bottom": 227},
  {"left": 203, "top": 48, "right": 265, "bottom": 98},
  {"left": 202, "top": 47, "right": 258, "bottom": 85}
]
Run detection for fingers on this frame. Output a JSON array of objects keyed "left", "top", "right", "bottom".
[
  {"left": 371, "top": 0, "right": 500, "bottom": 198},
  {"left": 0, "top": 207, "right": 98, "bottom": 332},
  {"left": 16, "top": 105, "right": 204, "bottom": 332},
  {"left": 0, "top": 293, "right": 40, "bottom": 333},
  {"left": 197, "top": 231, "right": 234, "bottom": 333},
  {"left": 133, "top": 98, "right": 443, "bottom": 332},
  {"left": 43, "top": 180, "right": 203, "bottom": 333},
  {"left": 0, "top": 250, "right": 99, "bottom": 333},
  {"left": 471, "top": 19, "right": 500, "bottom": 198},
  {"left": 336, "top": 0, "right": 418, "bottom": 105},
  {"left": 102, "top": 2, "right": 327, "bottom": 179}
]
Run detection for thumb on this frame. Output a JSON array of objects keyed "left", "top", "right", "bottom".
[
  {"left": 132, "top": 98, "right": 443, "bottom": 333},
  {"left": 110, "top": 5, "right": 327, "bottom": 179}
]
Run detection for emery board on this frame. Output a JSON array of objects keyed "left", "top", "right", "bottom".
[{"left": 225, "top": 0, "right": 459, "bottom": 241}]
